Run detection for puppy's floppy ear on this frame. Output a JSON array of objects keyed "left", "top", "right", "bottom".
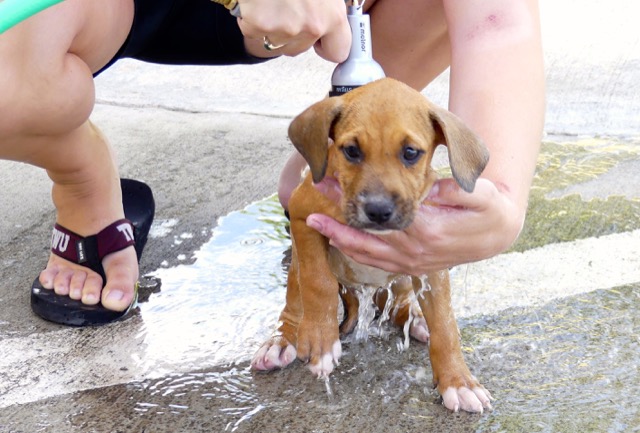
[
  {"left": 429, "top": 106, "right": 490, "bottom": 193},
  {"left": 288, "top": 97, "right": 343, "bottom": 184}
]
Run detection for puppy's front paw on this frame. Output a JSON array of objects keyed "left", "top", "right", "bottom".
[
  {"left": 297, "top": 320, "right": 341, "bottom": 378},
  {"left": 441, "top": 382, "right": 492, "bottom": 413},
  {"left": 307, "top": 340, "right": 342, "bottom": 377},
  {"left": 251, "top": 336, "right": 297, "bottom": 371}
]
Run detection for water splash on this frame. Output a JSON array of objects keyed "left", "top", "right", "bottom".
[
  {"left": 417, "top": 275, "right": 431, "bottom": 298},
  {"left": 322, "top": 376, "right": 333, "bottom": 397},
  {"left": 397, "top": 309, "right": 414, "bottom": 352},
  {"left": 377, "top": 286, "right": 394, "bottom": 323},
  {"left": 353, "top": 285, "right": 381, "bottom": 341},
  {"left": 227, "top": 404, "right": 265, "bottom": 432}
]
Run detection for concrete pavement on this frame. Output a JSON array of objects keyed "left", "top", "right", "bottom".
[{"left": 1, "top": 0, "right": 639, "bottom": 431}]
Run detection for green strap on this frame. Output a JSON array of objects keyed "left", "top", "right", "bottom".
[{"left": 0, "top": 0, "right": 65, "bottom": 34}]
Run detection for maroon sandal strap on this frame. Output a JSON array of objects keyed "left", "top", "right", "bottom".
[
  {"left": 51, "top": 219, "right": 136, "bottom": 265},
  {"left": 95, "top": 219, "right": 136, "bottom": 260}
]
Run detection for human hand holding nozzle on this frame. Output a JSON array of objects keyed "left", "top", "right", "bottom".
[{"left": 220, "top": 0, "right": 353, "bottom": 63}]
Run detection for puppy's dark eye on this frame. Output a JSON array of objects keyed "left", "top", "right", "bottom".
[
  {"left": 342, "top": 144, "right": 363, "bottom": 163},
  {"left": 400, "top": 145, "right": 424, "bottom": 166}
]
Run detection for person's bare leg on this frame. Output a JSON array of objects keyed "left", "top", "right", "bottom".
[
  {"left": 0, "top": 0, "right": 136, "bottom": 311},
  {"left": 278, "top": 151, "right": 307, "bottom": 210},
  {"left": 40, "top": 122, "right": 139, "bottom": 310},
  {"left": 365, "top": 0, "right": 450, "bottom": 90}
]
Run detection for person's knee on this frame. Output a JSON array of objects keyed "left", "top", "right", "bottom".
[
  {"left": 278, "top": 151, "right": 308, "bottom": 209},
  {"left": 0, "top": 1, "right": 107, "bottom": 146},
  {"left": 0, "top": 50, "right": 97, "bottom": 172},
  {"left": 1, "top": 54, "right": 95, "bottom": 136}
]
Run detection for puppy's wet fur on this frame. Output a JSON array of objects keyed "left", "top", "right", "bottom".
[{"left": 252, "top": 78, "right": 492, "bottom": 413}]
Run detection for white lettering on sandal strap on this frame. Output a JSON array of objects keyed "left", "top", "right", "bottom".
[
  {"left": 76, "top": 240, "right": 87, "bottom": 263},
  {"left": 51, "top": 227, "right": 70, "bottom": 253},
  {"left": 117, "top": 223, "right": 134, "bottom": 242}
]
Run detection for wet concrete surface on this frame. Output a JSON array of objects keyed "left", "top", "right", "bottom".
[
  {"left": 2, "top": 190, "right": 640, "bottom": 432},
  {"left": 1, "top": 0, "right": 640, "bottom": 432},
  {"left": 4, "top": 280, "right": 640, "bottom": 432}
]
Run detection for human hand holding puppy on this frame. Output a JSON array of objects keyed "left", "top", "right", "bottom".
[{"left": 306, "top": 175, "right": 522, "bottom": 275}]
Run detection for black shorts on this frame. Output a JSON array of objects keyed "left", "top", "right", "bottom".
[{"left": 96, "top": 0, "right": 268, "bottom": 76}]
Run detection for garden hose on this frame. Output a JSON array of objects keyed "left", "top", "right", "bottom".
[{"left": 0, "top": 0, "right": 64, "bottom": 34}]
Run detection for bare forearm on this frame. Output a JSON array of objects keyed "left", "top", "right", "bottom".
[{"left": 445, "top": 0, "right": 545, "bottom": 213}]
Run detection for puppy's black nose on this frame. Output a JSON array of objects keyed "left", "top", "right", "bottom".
[{"left": 364, "top": 200, "right": 394, "bottom": 224}]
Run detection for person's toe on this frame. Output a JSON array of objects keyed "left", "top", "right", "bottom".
[
  {"left": 100, "top": 247, "right": 138, "bottom": 311},
  {"left": 68, "top": 271, "right": 87, "bottom": 298},
  {"left": 39, "top": 264, "right": 60, "bottom": 290},
  {"left": 102, "top": 287, "right": 131, "bottom": 311},
  {"left": 53, "top": 268, "right": 74, "bottom": 296},
  {"left": 81, "top": 274, "right": 103, "bottom": 305}
]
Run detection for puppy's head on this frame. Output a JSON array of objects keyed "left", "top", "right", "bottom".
[{"left": 288, "top": 78, "right": 489, "bottom": 232}]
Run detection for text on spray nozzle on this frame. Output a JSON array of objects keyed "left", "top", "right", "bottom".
[{"left": 330, "top": 2, "right": 385, "bottom": 97}]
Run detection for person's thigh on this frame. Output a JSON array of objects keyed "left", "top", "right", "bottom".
[
  {"left": 364, "top": 0, "right": 450, "bottom": 90},
  {"left": 0, "top": 0, "right": 133, "bottom": 160}
]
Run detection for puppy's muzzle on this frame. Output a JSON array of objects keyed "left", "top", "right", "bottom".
[
  {"left": 350, "top": 193, "right": 413, "bottom": 233},
  {"left": 364, "top": 198, "right": 395, "bottom": 225}
]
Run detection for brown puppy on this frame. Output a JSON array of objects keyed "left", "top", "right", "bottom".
[{"left": 252, "top": 78, "right": 492, "bottom": 413}]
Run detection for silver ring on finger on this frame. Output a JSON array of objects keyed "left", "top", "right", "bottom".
[{"left": 263, "top": 36, "right": 286, "bottom": 51}]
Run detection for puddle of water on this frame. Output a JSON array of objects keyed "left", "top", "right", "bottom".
[
  {"left": 134, "top": 196, "right": 291, "bottom": 376},
  {"left": 54, "top": 138, "right": 640, "bottom": 431}
]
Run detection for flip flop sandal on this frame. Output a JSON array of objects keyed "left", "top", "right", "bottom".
[{"left": 30, "top": 179, "right": 155, "bottom": 326}]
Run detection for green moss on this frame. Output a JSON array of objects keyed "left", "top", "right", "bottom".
[{"left": 512, "top": 138, "right": 640, "bottom": 251}]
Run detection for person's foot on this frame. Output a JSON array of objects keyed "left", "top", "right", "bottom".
[
  {"left": 38, "top": 245, "right": 138, "bottom": 311},
  {"left": 38, "top": 165, "right": 139, "bottom": 312}
]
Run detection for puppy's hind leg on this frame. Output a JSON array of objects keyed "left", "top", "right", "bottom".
[
  {"left": 375, "top": 276, "right": 429, "bottom": 343},
  {"left": 339, "top": 285, "right": 360, "bottom": 336}
]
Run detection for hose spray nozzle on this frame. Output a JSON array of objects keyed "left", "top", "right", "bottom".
[{"left": 330, "top": 1, "right": 385, "bottom": 96}]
